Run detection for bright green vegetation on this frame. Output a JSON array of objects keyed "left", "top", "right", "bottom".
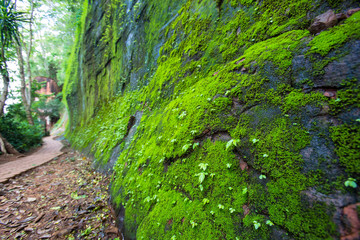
[{"left": 64, "top": 0, "right": 360, "bottom": 239}]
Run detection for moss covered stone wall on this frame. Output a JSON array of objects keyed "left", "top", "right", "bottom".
[{"left": 63, "top": 0, "right": 360, "bottom": 239}]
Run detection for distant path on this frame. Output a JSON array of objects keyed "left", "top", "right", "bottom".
[{"left": 0, "top": 136, "right": 63, "bottom": 183}]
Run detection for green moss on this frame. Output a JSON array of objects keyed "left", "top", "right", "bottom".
[
  {"left": 329, "top": 78, "right": 360, "bottom": 114},
  {"left": 112, "top": 140, "right": 248, "bottom": 239},
  {"left": 331, "top": 124, "right": 360, "bottom": 175},
  {"left": 308, "top": 11, "right": 360, "bottom": 56},
  {"left": 282, "top": 89, "right": 326, "bottom": 113}
]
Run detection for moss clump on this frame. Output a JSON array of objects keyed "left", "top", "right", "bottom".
[
  {"left": 282, "top": 89, "right": 326, "bottom": 113},
  {"left": 234, "top": 30, "right": 309, "bottom": 75},
  {"left": 113, "top": 140, "right": 248, "bottom": 239},
  {"left": 329, "top": 78, "right": 360, "bottom": 114},
  {"left": 331, "top": 124, "right": 360, "bottom": 176}
]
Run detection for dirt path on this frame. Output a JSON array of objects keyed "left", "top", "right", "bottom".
[
  {"left": 0, "top": 137, "right": 63, "bottom": 183},
  {"left": 0, "top": 141, "right": 121, "bottom": 239}
]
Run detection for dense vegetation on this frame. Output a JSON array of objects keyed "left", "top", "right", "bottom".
[
  {"left": 0, "top": 0, "right": 79, "bottom": 154},
  {"left": 0, "top": 103, "right": 43, "bottom": 152}
]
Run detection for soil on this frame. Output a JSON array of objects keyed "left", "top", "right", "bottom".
[{"left": 0, "top": 141, "right": 122, "bottom": 240}]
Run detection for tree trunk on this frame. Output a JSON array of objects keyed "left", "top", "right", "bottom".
[
  {"left": 0, "top": 132, "right": 19, "bottom": 155},
  {"left": 0, "top": 60, "right": 9, "bottom": 117},
  {"left": 25, "top": 0, "right": 34, "bottom": 109},
  {"left": 16, "top": 44, "right": 34, "bottom": 125}
]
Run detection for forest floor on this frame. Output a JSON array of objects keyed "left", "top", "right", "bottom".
[{"left": 0, "top": 140, "right": 122, "bottom": 240}]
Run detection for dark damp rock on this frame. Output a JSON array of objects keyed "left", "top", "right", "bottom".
[
  {"left": 321, "top": 41, "right": 360, "bottom": 87},
  {"left": 309, "top": 10, "right": 338, "bottom": 34},
  {"left": 336, "top": 12, "right": 347, "bottom": 21},
  {"left": 302, "top": 188, "right": 357, "bottom": 208},
  {"left": 337, "top": 108, "right": 360, "bottom": 125},
  {"left": 292, "top": 55, "right": 313, "bottom": 88}
]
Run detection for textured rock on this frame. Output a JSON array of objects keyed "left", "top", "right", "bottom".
[
  {"left": 321, "top": 41, "right": 360, "bottom": 87},
  {"left": 309, "top": 10, "right": 338, "bottom": 34},
  {"left": 347, "top": 8, "right": 360, "bottom": 17},
  {"left": 340, "top": 203, "right": 360, "bottom": 240}
]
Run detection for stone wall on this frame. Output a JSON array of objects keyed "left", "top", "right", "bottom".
[{"left": 64, "top": 0, "right": 360, "bottom": 239}]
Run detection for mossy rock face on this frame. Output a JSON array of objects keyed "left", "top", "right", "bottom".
[{"left": 63, "top": 0, "right": 360, "bottom": 239}]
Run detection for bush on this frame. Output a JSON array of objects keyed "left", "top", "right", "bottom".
[{"left": 0, "top": 104, "right": 44, "bottom": 153}]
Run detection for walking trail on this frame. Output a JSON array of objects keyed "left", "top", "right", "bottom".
[{"left": 0, "top": 136, "right": 63, "bottom": 183}]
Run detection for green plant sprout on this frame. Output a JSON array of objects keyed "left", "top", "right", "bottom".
[
  {"left": 259, "top": 175, "right": 266, "bottom": 179},
  {"left": 229, "top": 208, "right": 236, "bottom": 213},
  {"left": 263, "top": 154, "right": 268, "bottom": 157},
  {"left": 253, "top": 220, "right": 261, "bottom": 229},
  {"left": 210, "top": 173, "right": 216, "bottom": 178},
  {"left": 226, "top": 139, "right": 240, "bottom": 150},
  {"left": 266, "top": 220, "right": 274, "bottom": 226},
  {"left": 182, "top": 143, "right": 192, "bottom": 152},
  {"left": 190, "top": 220, "right": 198, "bottom": 228},
  {"left": 199, "top": 184, "right": 204, "bottom": 191},
  {"left": 199, "top": 163, "right": 209, "bottom": 171},
  {"left": 218, "top": 204, "right": 224, "bottom": 209},
  {"left": 195, "top": 172, "right": 208, "bottom": 183},
  {"left": 344, "top": 178, "right": 357, "bottom": 188},
  {"left": 242, "top": 187, "right": 248, "bottom": 194},
  {"left": 178, "top": 111, "right": 187, "bottom": 119},
  {"left": 203, "top": 198, "right": 210, "bottom": 205},
  {"left": 190, "top": 130, "right": 198, "bottom": 135},
  {"left": 226, "top": 163, "right": 232, "bottom": 168},
  {"left": 193, "top": 142, "right": 200, "bottom": 149},
  {"left": 252, "top": 138, "right": 259, "bottom": 144},
  {"left": 210, "top": 210, "right": 215, "bottom": 215}
]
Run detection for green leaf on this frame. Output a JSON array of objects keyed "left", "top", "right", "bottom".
[
  {"left": 182, "top": 143, "right": 192, "bottom": 152},
  {"left": 196, "top": 172, "right": 208, "bottom": 183},
  {"left": 259, "top": 174, "right": 266, "bottom": 179},
  {"left": 345, "top": 178, "right": 357, "bottom": 188},
  {"left": 253, "top": 221, "right": 261, "bottom": 229},
  {"left": 226, "top": 139, "right": 240, "bottom": 150},
  {"left": 226, "top": 139, "right": 234, "bottom": 150},
  {"left": 198, "top": 163, "right": 208, "bottom": 171},
  {"left": 202, "top": 198, "right": 210, "bottom": 205},
  {"left": 266, "top": 220, "right": 274, "bottom": 226},
  {"left": 190, "top": 220, "right": 198, "bottom": 228}
]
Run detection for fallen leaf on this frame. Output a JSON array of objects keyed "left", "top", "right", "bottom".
[{"left": 27, "top": 197, "right": 37, "bottom": 202}]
